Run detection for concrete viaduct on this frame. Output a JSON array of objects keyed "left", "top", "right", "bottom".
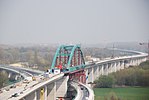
[{"left": 0, "top": 48, "right": 148, "bottom": 100}]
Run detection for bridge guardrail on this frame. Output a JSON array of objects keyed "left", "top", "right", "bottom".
[
  {"left": 78, "top": 82, "right": 94, "bottom": 100},
  {"left": 71, "top": 81, "right": 94, "bottom": 100},
  {"left": 70, "top": 81, "right": 82, "bottom": 100}
]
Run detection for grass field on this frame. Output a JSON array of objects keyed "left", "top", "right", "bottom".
[{"left": 94, "top": 87, "right": 149, "bottom": 100}]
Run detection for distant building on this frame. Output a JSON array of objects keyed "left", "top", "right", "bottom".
[
  {"left": 85, "top": 56, "right": 100, "bottom": 62},
  {"left": 9, "top": 62, "right": 29, "bottom": 67}
]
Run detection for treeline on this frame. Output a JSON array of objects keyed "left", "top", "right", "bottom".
[
  {"left": 82, "top": 48, "right": 132, "bottom": 59},
  {"left": 0, "top": 46, "right": 56, "bottom": 70},
  {"left": 0, "top": 45, "right": 125, "bottom": 71},
  {"left": 95, "top": 60, "right": 149, "bottom": 88},
  {"left": 0, "top": 44, "right": 137, "bottom": 71}
]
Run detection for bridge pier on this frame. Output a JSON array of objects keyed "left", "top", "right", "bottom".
[
  {"left": 15, "top": 75, "right": 20, "bottom": 80},
  {"left": 47, "top": 82, "right": 56, "bottom": 100},
  {"left": 44, "top": 85, "right": 47, "bottom": 100},
  {"left": 8, "top": 73, "right": 12, "bottom": 78},
  {"left": 126, "top": 59, "right": 131, "bottom": 67},
  {"left": 104, "top": 64, "right": 108, "bottom": 75},
  {"left": 99, "top": 65, "right": 103, "bottom": 76},
  {"left": 137, "top": 59, "right": 141, "bottom": 65},
  {"left": 110, "top": 63, "right": 115, "bottom": 73},
  {"left": 24, "top": 91, "right": 37, "bottom": 100},
  {"left": 96, "top": 65, "right": 99, "bottom": 78},
  {"left": 85, "top": 69, "right": 88, "bottom": 83},
  {"left": 120, "top": 60, "right": 124, "bottom": 70},
  {"left": 114, "top": 62, "right": 117, "bottom": 72},
  {"left": 86, "top": 67, "right": 92, "bottom": 84},
  {"left": 91, "top": 67, "right": 94, "bottom": 83},
  {"left": 133, "top": 59, "right": 137, "bottom": 66},
  {"left": 124, "top": 60, "right": 128, "bottom": 68},
  {"left": 56, "top": 76, "right": 68, "bottom": 98},
  {"left": 93, "top": 66, "right": 96, "bottom": 81},
  {"left": 108, "top": 63, "right": 111, "bottom": 74},
  {"left": 131, "top": 59, "right": 135, "bottom": 66},
  {"left": 111, "top": 63, "right": 115, "bottom": 73},
  {"left": 22, "top": 75, "right": 68, "bottom": 100},
  {"left": 117, "top": 62, "right": 120, "bottom": 71}
]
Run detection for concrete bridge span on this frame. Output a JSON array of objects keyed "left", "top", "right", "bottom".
[
  {"left": 85, "top": 49, "right": 148, "bottom": 85},
  {"left": 0, "top": 66, "right": 27, "bottom": 80}
]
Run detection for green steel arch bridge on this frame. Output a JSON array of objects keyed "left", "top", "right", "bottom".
[{"left": 50, "top": 44, "right": 86, "bottom": 83}]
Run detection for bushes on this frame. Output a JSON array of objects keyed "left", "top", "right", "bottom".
[
  {"left": 95, "top": 61, "right": 149, "bottom": 87},
  {"left": 0, "top": 71, "right": 8, "bottom": 88},
  {"left": 95, "top": 75, "right": 115, "bottom": 88},
  {"left": 111, "top": 67, "right": 149, "bottom": 87},
  {"left": 140, "top": 60, "right": 149, "bottom": 70}
]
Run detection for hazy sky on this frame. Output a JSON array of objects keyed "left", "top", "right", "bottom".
[{"left": 0, "top": 0, "right": 149, "bottom": 44}]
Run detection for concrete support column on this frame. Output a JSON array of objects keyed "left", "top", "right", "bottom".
[
  {"left": 114, "top": 62, "right": 116, "bottom": 72},
  {"left": 110, "top": 63, "right": 113, "bottom": 73},
  {"left": 103, "top": 64, "right": 105, "bottom": 75},
  {"left": 87, "top": 68, "right": 92, "bottom": 84},
  {"left": 85, "top": 69, "right": 88, "bottom": 84},
  {"left": 107, "top": 63, "right": 110, "bottom": 74},
  {"left": 125, "top": 60, "right": 128, "bottom": 68},
  {"left": 36, "top": 88, "right": 40, "bottom": 100},
  {"left": 129, "top": 60, "right": 133, "bottom": 66},
  {"left": 93, "top": 66, "right": 96, "bottom": 81},
  {"left": 138, "top": 59, "right": 142, "bottom": 65},
  {"left": 133, "top": 59, "right": 136, "bottom": 66},
  {"left": 127, "top": 60, "right": 131, "bottom": 67},
  {"left": 24, "top": 91, "right": 37, "bottom": 100},
  {"left": 144, "top": 57, "right": 147, "bottom": 61},
  {"left": 97, "top": 65, "right": 99, "bottom": 78},
  {"left": 111, "top": 63, "right": 115, "bottom": 73},
  {"left": 98, "top": 65, "right": 103, "bottom": 76},
  {"left": 136, "top": 59, "right": 138, "bottom": 66},
  {"left": 91, "top": 67, "right": 94, "bottom": 83},
  {"left": 121, "top": 61, "right": 124, "bottom": 70},
  {"left": 47, "top": 82, "right": 56, "bottom": 100},
  {"left": 8, "top": 73, "right": 12, "bottom": 78},
  {"left": 100, "top": 65, "right": 104, "bottom": 75},
  {"left": 34, "top": 91, "right": 37, "bottom": 100},
  {"left": 137, "top": 59, "right": 139, "bottom": 65},
  {"left": 15, "top": 75, "right": 19, "bottom": 80},
  {"left": 131, "top": 59, "right": 134, "bottom": 66},
  {"left": 109, "top": 63, "right": 112, "bottom": 73},
  {"left": 135, "top": 59, "right": 137, "bottom": 65},
  {"left": 136, "top": 59, "right": 138, "bottom": 65},
  {"left": 103, "top": 64, "right": 108, "bottom": 75},
  {"left": 116, "top": 62, "right": 118, "bottom": 71},
  {"left": 44, "top": 85, "right": 47, "bottom": 100},
  {"left": 56, "top": 76, "right": 68, "bottom": 98},
  {"left": 137, "top": 58, "right": 141, "bottom": 65},
  {"left": 94, "top": 66, "right": 98, "bottom": 80},
  {"left": 98, "top": 65, "right": 102, "bottom": 76},
  {"left": 118, "top": 61, "right": 121, "bottom": 71}
]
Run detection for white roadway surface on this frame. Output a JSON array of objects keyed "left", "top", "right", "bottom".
[
  {"left": 71, "top": 81, "right": 90, "bottom": 100},
  {"left": 70, "top": 82, "right": 83, "bottom": 100},
  {"left": 0, "top": 74, "right": 55, "bottom": 100}
]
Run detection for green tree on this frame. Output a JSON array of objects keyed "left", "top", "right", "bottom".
[
  {"left": 0, "top": 71, "right": 8, "bottom": 88},
  {"left": 95, "top": 75, "right": 115, "bottom": 88}
]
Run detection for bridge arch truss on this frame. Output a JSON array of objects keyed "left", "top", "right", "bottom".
[{"left": 51, "top": 45, "right": 85, "bottom": 72}]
